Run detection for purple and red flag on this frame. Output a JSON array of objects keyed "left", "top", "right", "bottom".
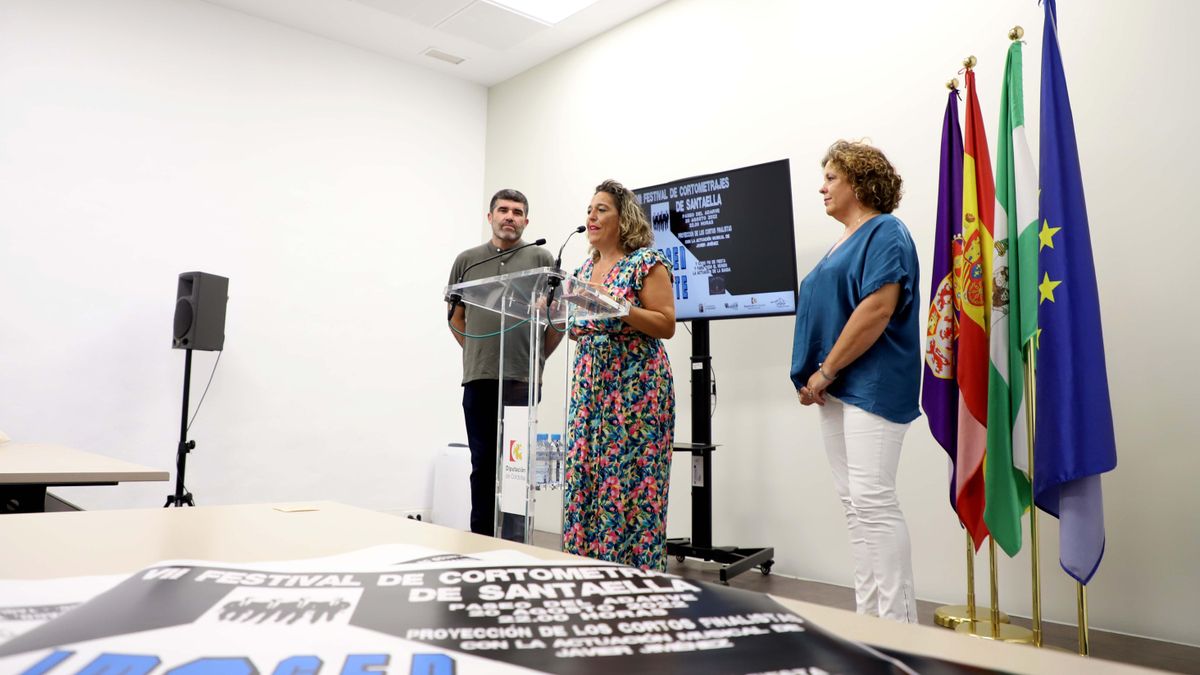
[{"left": 923, "top": 88, "right": 963, "bottom": 512}]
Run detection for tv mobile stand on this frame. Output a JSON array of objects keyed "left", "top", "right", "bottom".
[{"left": 666, "top": 319, "right": 774, "bottom": 584}]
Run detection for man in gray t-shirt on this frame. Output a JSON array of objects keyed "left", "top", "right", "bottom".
[{"left": 448, "top": 189, "right": 561, "bottom": 539}]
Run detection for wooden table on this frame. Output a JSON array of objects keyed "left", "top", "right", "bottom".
[
  {"left": 0, "top": 502, "right": 1163, "bottom": 674},
  {"left": 0, "top": 442, "right": 168, "bottom": 513}
]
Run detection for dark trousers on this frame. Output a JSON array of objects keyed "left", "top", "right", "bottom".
[{"left": 462, "top": 379, "right": 529, "bottom": 540}]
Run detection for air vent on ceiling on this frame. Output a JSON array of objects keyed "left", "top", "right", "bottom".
[{"left": 422, "top": 48, "right": 466, "bottom": 65}]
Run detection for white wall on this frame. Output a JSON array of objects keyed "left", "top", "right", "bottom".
[
  {"left": 484, "top": 0, "right": 1200, "bottom": 646},
  {"left": 0, "top": 0, "right": 487, "bottom": 514}
]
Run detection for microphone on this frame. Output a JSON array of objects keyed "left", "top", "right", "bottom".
[
  {"left": 555, "top": 225, "right": 586, "bottom": 271},
  {"left": 447, "top": 239, "right": 547, "bottom": 320},
  {"left": 546, "top": 226, "right": 586, "bottom": 298}
]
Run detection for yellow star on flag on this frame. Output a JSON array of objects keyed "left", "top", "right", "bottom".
[
  {"left": 1039, "top": 220, "right": 1062, "bottom": 250},
  {"left": 1039, "top": 273, "right": 1062, "bottom": 304}
]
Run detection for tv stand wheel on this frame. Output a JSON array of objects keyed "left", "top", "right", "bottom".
[
  {"left": 675, "top": 555, "right": 686, "bottom": 563},
  {"left": 759, "top": 561, "right": 774, "bottom": 576}
]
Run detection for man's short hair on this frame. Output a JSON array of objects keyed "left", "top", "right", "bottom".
[{"left": 490, "top": 189, "right": 529, "bottom": 215}]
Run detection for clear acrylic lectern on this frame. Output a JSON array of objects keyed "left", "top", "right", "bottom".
[{"left": 445, "top": 266, "right": 629, "bottom": 543}]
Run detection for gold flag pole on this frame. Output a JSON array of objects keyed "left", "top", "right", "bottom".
[
  {"left": 931, "top": 71, "right": 1002, "bottom": 632},
  {"left": 957, "top": 543, "right": 1032, "bottom": 642},
  {"left": 1078, "top": 584, "right": 1091, "bottom": 655},
  {"left": 1025, "top": 343, "right": 1043, "bottom": 646},
  {"left": 1027, "top": 347, "right": 1070, "bottom": 653},
  {"left": 951, "top": 51, "right": 1028, "bottom": 643},
  {"left": 936, "top": 533, "right": 1005, "bottom": 628},
  {"left": 1006, "top": 22, "right": 1045, "bottom": 649},
  {"left": 990, "top": 539, "right": 1001, "bottom": 637},
  {"left": 967, "top": 533, "right": 977, "bottom": 625},
  {"left": 931, "top": 64, "right": 1009, "bottom": 632},
  {"left": 1009, "top": 24, "right": 1089, "bottom": 653}
]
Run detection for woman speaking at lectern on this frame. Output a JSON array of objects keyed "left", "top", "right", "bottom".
[
  {"left": 562, "top": 179, "right": 676, "bottom": 572},
  {"left": 791, "top": 140, "right": 921, "bottom": 622}
]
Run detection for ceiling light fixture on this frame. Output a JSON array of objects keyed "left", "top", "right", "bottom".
[
  {"left": 482, "top": 0, "right": 600, "bottom": 25},
  {"left": 422, "top": 48, "right": 465, "bottom": 65}
]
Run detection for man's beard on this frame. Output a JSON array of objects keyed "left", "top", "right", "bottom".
[{"left": 493, "top": 224, "right": 520, "bottom": 241}]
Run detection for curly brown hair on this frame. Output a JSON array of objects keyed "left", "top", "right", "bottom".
[
  {"left": 590, "top": 179, "right": 654, "bottom": 259},
  {"left": 821, "top": 140, "right": 903, "bottom": 213}
]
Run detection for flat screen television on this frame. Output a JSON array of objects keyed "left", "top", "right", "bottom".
[{"left": 635, "top": 159, "right": 797, "bottom": 322}]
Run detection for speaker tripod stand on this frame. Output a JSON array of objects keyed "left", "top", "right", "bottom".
[{"left": 165, "top": 348, "right": 196, "bottom": 507}]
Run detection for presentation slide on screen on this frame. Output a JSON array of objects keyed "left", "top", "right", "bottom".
[{"left": 636, "top": 160, "right": 797, "bottom": 321}]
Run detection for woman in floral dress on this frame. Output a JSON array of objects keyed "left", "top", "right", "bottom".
[{"left": 563, "top": 179, "right": 676, "bottom": 572}]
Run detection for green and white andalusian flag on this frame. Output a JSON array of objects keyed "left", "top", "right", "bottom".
[{"left": 984, "top": 40, "right": 1036, "bottom": 556}]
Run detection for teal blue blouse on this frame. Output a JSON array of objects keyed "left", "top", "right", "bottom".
[{"left": 789, "top": 214, "right": 922, "bottom": 424}]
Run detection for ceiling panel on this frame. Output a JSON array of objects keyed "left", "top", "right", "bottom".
[
  {"left": 200, "top": 0, "right": 672, "bottom": 86},
  {"left": 435, "top": 1, "right": 547, "bottom": 51},
  {"left": 349, "top": 0, "right": 473, "bottom": 27}
]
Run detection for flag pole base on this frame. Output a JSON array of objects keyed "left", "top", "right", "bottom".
[
  {"left": 934, "top": 605, "right": 1010, "bottom": 629},
  {"left": 956, "top": 619, "right": 1035, "bottom": 644}
]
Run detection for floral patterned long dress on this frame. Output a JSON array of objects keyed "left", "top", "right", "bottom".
[{"left": 562, "top": 247, "right": 675, "bottom": 572}]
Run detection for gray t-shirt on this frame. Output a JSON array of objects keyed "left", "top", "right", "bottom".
[{"left": 449, "top": 241, "right": 555, "bottom": 385}]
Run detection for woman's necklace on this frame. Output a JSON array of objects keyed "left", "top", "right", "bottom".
[
  {"left": 830, "top": 211, "right": 880, "bottom": 252},
  {"left": 853, "top": 210, "right": 880, "bottom": 228},
  {"left": 593, "top": 253, "right": 621, "bottom": 283}
]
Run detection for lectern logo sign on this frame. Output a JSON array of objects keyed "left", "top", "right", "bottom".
[{"left": 508, "top": 440, "right": 523, "bottom": 462}]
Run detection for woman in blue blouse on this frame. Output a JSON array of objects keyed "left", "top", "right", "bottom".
[{"left": 791, "top": 140, "right": 921, "bottom": 623}]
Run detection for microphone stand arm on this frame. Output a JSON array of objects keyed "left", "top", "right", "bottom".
[{"left": 446, "top": 239, "right": 546, "bottom": 323}]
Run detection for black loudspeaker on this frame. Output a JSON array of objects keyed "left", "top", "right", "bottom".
[{"left": 173, "top": 272, "right": 228, "bottom": 351}]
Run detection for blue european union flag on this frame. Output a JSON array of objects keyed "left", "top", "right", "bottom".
[{"left": 1035, "top": 0, "right": 1118, "bottom": 585}]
